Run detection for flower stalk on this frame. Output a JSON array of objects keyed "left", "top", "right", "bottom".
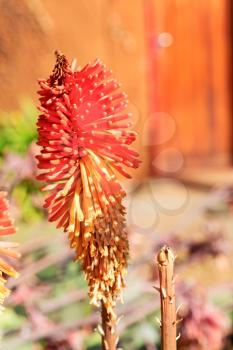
[
  {"left": 101, "top": 301, "right": 117, "bottom": 350},
  {"left": 156, "top": 246, "right": 177, "bottom": 350}
]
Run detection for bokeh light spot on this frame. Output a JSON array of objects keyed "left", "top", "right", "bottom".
[
  {"left": 142, "top": 112, "right": 176, "bottom": 146},
  {"left": 152, "top": 147, "right": 184, "bottom": 173},
  {"left": 149, "top": 178, "right": 188, "bottom": 213},
  {"left": 158, "top": 32, "right": 174, "bottom": 48},
  {"left": 128, "top": 194, "right": 158, "bottom": 230}
]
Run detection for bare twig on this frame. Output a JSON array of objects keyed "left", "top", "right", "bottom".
[
  {"left": 8, "top": 248, "right": 73, "bottom": 288},
  {"left": 118, "top": 298, "right": 160, "bottom": 333},
  {"left": 19, "top": 236, "right": 50, "bottom": 256},
  {"left": 3, "top": 297, "right": 157, "bottom": 349},
  {"left": 157, "top": 246, "right": 177, "bottom": 350},
  {"left": 39, "top": 289, "right": 86, "bottom": 313},
  {"left": 3, "top": 312, "right": 98, "bottom": 350}
]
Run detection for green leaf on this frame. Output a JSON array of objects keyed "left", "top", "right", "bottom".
[
  {"left": 0, "top": 308, "right": 25, "bottom": 331},
  {"left": 0, "top": 98, "right": 38, "bottom": 155}
]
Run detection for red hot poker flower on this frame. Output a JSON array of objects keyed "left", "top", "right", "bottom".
[
  {"left": 0, "top": 191, "right": 20, "bottom": 308},
  {"left": 36, "top": 52, "right": 139, "bottom": 317}
]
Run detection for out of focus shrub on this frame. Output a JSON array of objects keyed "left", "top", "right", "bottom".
[{"left": 0, "top": 99, "right": 43, "bottom": 222}]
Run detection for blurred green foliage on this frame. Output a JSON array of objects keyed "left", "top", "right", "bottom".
[
  {"left": 121, "top": 319, "right": 159, "bottom": 350},
  {"left": 0, "top": 309, "right": 25, "bottom": 332},
  {"left": 12, "top": 182, "right": 42, "bottom": 222},
  {"left": 0, "top": 98, "right": 43, "bottom": 222},
  {"left": 0, "top": 98, "right": 38, "bottom": 155}
]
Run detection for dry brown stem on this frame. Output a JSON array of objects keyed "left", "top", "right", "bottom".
[{"left": 157, "top": 246, "right": 177, "bottom": 350}]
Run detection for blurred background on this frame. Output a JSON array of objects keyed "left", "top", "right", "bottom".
[{"left": 0, "top": 0, "right": 232, "bottom": 349}]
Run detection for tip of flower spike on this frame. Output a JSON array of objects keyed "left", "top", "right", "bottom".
[{"left": 49, "top": 50, "right": 71, "bottom": 86}]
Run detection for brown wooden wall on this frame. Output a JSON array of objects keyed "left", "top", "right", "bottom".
[
  {"left": 0, "top": 0, "right": 231, "bottom": 177},
  {"left": 147, "top": 0, "right": 231, "bottom": 170}
]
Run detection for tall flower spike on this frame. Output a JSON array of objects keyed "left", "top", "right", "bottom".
[
  {"left": 0, "top": 192, "right": 20, "bottom": 309},
  {"left": 36, "top": 52, "right": 139, "bottom": 322}
]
